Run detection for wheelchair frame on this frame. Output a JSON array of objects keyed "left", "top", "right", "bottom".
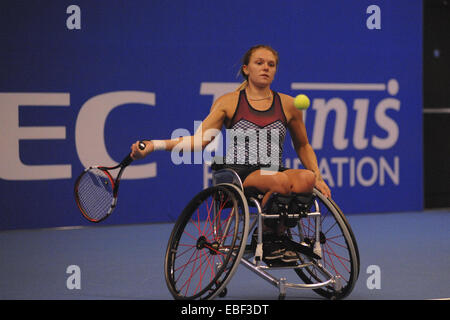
[{"left": 165, "top": 168, "right": 360, "bottom": 300}]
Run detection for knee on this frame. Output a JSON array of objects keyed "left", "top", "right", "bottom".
[{"left": 304, "top": 170, "right": 316, "bottom": 187}]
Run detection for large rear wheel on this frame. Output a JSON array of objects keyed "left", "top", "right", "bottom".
[
  {"left": 291, "top": 188, "right": 360, "bottom": 299},
  {"left": 165, "top": 184, "right": 249, "bottom": 299}
]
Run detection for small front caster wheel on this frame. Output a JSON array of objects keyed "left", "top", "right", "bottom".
[{"left": 218, "top": 287, "right": 228, "bottom": 298}]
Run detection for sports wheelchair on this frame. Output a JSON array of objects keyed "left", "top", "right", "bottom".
[{"left": 164, "top": 166, "right": 360, "bottom": 300}]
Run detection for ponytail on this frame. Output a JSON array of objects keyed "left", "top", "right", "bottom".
[{"left": 235, "top": 80, "right": 248, "bottom": 92}]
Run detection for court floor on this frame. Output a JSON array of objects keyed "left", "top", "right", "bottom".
[{"left": 0, "top": 209, "right": 449, "bottom": 300}]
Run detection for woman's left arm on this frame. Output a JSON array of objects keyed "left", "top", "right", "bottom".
[{"left": 283, "top": 95, "right": 331, "bottom": 198}]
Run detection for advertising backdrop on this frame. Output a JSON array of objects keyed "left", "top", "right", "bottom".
[{"left": 0, "top": 0, "right": 423, "bottom": 229}]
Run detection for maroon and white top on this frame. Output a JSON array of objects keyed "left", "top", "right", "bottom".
[{"left": 225, "top": 90, "right": 287, "bottom": 166}]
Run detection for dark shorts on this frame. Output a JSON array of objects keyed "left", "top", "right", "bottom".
[{"left": 212, "top": 163, "right": 288, "bottom": 183}]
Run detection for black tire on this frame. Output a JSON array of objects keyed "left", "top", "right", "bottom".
[{"left": 165, "top": 184, "right": 249, "bottom": 300}]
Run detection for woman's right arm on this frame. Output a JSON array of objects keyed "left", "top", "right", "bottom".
[{"left": 130, "top": 93, "right": 232, "bottom": 160}]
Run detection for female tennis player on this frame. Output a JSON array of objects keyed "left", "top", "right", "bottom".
[{"left": 131, "top": 45, "right": 330, "bottom": 263}]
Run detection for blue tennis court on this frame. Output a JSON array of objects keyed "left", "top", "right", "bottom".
[{"left": 1, "top": 209, "right": 448, "bottom": 300}]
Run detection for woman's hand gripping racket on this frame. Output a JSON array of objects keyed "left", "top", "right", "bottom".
[{"left": 74, "top": 141, "right": 146, "bottom": 223}]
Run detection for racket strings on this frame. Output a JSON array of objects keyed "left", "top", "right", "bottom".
[{"left": 76, "top": 168, "right": 114, "bottom": 221}]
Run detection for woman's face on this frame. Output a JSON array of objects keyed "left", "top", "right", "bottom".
[{"left": 243, "top": 48, "right": 277, "bottom": 87}]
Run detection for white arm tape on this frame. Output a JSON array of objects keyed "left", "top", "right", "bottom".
[
  {"left": 174, "top": 136, "right": 203, "bottom": 152},
  {"left": 151, "top": 140, "right": 166, "bottom": 151}
]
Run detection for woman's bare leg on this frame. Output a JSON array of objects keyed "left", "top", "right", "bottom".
[
  {"left": 282, "top": 169, "right": 316, "bottom": 194},
  {"left": 243, "top": 169, "right": 316, "bottom": 235},
  {"left": 243, "top": 170, "right": 291, "bottom": 235}
]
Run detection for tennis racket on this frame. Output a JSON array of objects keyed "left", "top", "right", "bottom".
[{"left": 74, "top": 141, "right": 146, "bottom": 223}]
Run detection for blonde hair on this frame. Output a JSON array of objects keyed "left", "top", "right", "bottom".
[
  {"left": 235, "top": 80, "right": 248, "bottom": 92},
  {"left": 235, "top": 45, "right": 279, "bottom": 91}
]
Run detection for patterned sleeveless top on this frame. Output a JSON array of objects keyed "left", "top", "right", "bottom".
[{"left": 225, "top": 90, "right": 287, "bottom": 167}]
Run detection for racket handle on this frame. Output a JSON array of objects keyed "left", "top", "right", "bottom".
[{"left": 120, "top": 141, "right": 147, "bottom": 167}]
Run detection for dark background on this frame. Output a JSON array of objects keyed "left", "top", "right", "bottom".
[{"left": 423, "top": 0, "right": 450, "bottom": 208}]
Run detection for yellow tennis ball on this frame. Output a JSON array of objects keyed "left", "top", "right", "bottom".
[{"left": 294, "top": 94, "right": 310, "bottom": 110}]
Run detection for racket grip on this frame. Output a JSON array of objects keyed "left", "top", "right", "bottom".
[
  {"left": 121, "top": 141, "right": 147, "bottom": 167},
  {"left": 121, "top": 155, "right": 134, "bottom": 167}
]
